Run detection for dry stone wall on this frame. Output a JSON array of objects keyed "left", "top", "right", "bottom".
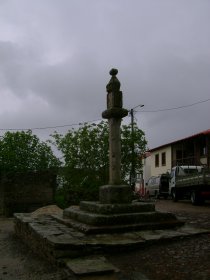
[{"left": 0, "top": 170, "right": 56, "bottom": 216}]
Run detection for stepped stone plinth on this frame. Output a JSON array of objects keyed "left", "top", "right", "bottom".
[
  {"left": 80, "top": 200, "right": 155, "bottom": 214},
  {"left": 62, "top": 200, "right": 183, "bottom": 234}
]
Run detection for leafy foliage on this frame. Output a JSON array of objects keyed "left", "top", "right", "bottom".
[
  {"left": 121, "top": 122, "right": 147, "bottom": 181},
  {"left": 0, "top": 130, "right": 60, "bottom": 173},
  {"left": 52, "top": 121, "right": 147, "bottom": 205}
]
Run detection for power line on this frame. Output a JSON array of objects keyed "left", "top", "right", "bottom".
[
  {"left": 136, "top": 98, "right": 210, "bottom": 113},
  {"left": 0, "top": 98, "right": 209, "bottom": 132},
  {"left": 0, "top": 118, "right": 102, "bottom": 132}
]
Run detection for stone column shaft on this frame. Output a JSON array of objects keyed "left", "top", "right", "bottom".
[
  {"left": 100, "top": 68, "right": 131, "bottom": 204},
  {"left": 109, "top": 118, "right": 121, "bottom": 185}
]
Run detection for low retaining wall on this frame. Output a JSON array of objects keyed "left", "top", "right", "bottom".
[{"left": 0, "top": 170, "right": 56, "bottom": 216}]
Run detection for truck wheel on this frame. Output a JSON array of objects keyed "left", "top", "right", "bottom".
[
  {"left": 171, "top": 188, "right": 178, "bottom": 202},
  {"left": 191, "top": 191, "right": 204, "bottom": 205},
  {"left": 155, "top": 191, "right": 159, "bottom": 199}
]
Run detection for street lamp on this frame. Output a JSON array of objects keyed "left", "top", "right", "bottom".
[{"left": 129, "top": 104, "right": 144, "bottom": 190}]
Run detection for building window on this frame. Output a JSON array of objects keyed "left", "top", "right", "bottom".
[
  {"left": 155, "top": 154, "right": 159, "bottom": 167},
  {"left": 162, "top": 152, "right": 166, "bottom": 166}
]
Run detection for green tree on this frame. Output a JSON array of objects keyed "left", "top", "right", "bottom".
[
  {"left": 121, "top": 122, "right": 147, "bottom": 182},
  {"left": 0, "top": 130, "right": 60, "bottom": 173},
  {"left": 52, "top": 121, "right": 147, "bottom": 205}
]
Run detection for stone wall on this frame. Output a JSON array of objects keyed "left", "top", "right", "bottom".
[
  {"left": 0, "top": 170, "right": 57, "bottom": 216},
  {"left": 0, "top": 182, "right": 4, "bottom": 216}
]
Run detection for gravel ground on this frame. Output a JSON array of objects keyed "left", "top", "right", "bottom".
[
  {"left": 108, "top": 199, "right": 210, "bottom": 280},
  {"left": 1, "top": 200, "right": 210, "bottom": 280}
]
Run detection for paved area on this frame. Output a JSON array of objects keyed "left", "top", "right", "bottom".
[
  {"left": 1, "top": 199, "right": 210, "bottom": 279},
  {"left": 14, "top": 200, "right": 210, "bottom": 278}
]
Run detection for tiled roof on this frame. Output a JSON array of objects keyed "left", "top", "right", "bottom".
[{"left": 149, "top": 129, "right": 210, "bottom": 152}]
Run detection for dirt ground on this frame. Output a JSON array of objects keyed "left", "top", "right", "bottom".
[
  {"left": 0, "top": 218, "right": 68, "bottom": 280},
  {"left": 108, "top": 199, "right": 210, "bottom": 280},
  {"left": 1, "top": 199, "right": 210, "bottom": 280}
]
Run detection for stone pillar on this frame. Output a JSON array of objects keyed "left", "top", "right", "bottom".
[
  {"left": 109, "top": 118, "right": 121, "bottom": 185},
  {"left": 0, "top": 179, "right": 4, "bottom": 215},
  {"left": 100, "top": 68, "right": 132, "bottom": 204}
]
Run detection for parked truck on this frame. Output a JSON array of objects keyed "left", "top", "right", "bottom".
[{"left": 169, "top": 165, "right": 210, "bottom": 205}]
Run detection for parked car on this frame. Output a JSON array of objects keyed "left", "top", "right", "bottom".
[{"left": 145, "top": 173, "right": 170, "bottom": 199}]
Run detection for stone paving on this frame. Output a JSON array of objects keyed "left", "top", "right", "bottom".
[{"left": 14, "top": 211, "right": 210, "bottom": 278}]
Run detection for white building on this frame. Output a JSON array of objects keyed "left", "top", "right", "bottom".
[{"left": 143, "top": 129, "right": 210, "bottom": 184}]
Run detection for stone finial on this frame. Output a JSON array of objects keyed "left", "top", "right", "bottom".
[
  {"left": 109, "top": 68, "right": 118, "bottom": 75},
  {"left": 106, "top": 68, "right": 121, "bottom": 93},
  {"left": 102, "top": 68, "right": 128, "bottom": 119}
]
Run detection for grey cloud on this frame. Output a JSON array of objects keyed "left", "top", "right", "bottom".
[{"left": 0, "top": 0, "right": 210, "bottom": 148}]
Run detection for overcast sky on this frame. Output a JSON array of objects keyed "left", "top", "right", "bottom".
[{"left": 0, "top": 0, "right": 210, "bottom": 149}]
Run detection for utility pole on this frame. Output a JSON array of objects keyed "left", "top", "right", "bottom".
[{"left": 130, "top": 104, "right": 144, "bottom": 191}]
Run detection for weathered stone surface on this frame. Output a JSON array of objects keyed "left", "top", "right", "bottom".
[
  {"left": 102, "top": 69, "right": 128, "bottom": 186},
  {"left": 177, "top": 224, "right": 210, "bottom": 235},
  {"left": 79, "top": 201, "right": 155, "bottom": 214},
  {"left": 99, "top": 185, "right": 132, "bottom": 204},
  {"left": 1, "top": 171, "right": 56, "bottom": 216},
  {"left": 139, "top": 230, "right": 188, "bottom": 241},
  {"left": 14, "top": 213, "right": 209, "bottom": 262},
  {"left": 54, "top": 215, "right": 184, "bottom": 234},
  {"left": 64, "top": 206, "right": 180, "bottom": 226},
  {"left": 64, "top": 256, "right": 119, "bottom": 276},
  {"left": 102, "top": 108, "right": 128, "bottom": 119},
  {"left": 106, "top": 68, "right": 120, "bottom": 94}
]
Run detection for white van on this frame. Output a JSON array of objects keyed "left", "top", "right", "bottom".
[{"left": 145, "top": 174, "right": 169, "bottom": 199}]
